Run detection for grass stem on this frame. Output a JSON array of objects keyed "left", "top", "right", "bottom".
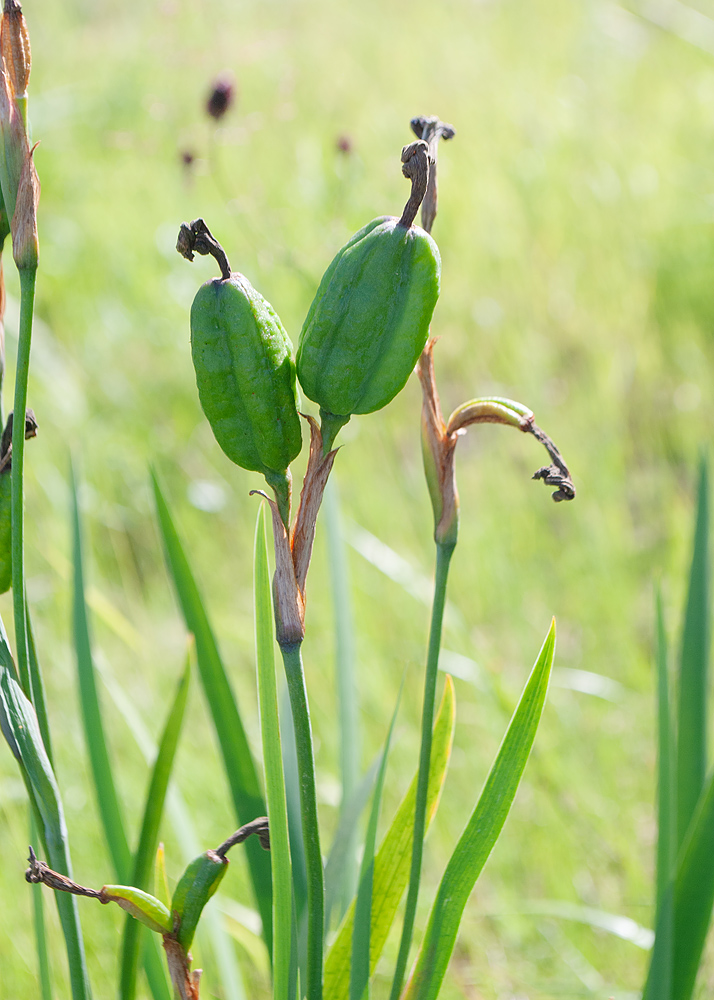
[
  {"left": 280, "top": 641, "right": 324, "bottom": 1000},
  {"left": 11, "top": 266, "right": 36, "bottom": 691},
  {"left": 389, "top": 540, "right": 454, "bottom": 1000}
]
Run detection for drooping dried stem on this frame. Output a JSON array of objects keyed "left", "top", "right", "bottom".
[
  {"left": 25, "top": 847, "right": 105, "bottom": 900},
  {"left": 215, "top": 817, "right": 270, "bottom": 858},
  {"left": 398, "top": 140, "right": 430, "bottom": 229},
  {"left": 176, "top": 218, "right": 231, "bottom": 280},
  {"left": 410, "top": 115, "right": 456, "bottom": 234}
]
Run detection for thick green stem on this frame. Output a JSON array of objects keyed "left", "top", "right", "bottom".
[
  {"left": 11, "top": 266, "right": 36, "bottom": 689},
  {"left": 280, "top": 641, "right": 324, "bottom": 1000},
  {"left": 389, "top": 541, "right": 454, "bottom": 1000}
]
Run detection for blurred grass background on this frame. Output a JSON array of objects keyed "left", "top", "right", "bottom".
[{"left": 2, "top": 0, "right": 714, "bottom": 995}]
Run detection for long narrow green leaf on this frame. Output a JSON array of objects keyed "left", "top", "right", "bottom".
[
  {"left": 280, "top": 681, "right": 308, "bottom": 989},
  {"left": 254, "top": 504, "right": 292, "bottom": 1000},
  {"left": 677, "top": 458, "right": 709, "bottom": 850},
  {"left": 350, "top": 679, "right": 402, "bottom": 1000},
  {"left": 666, "top": 766, "right": 714, "bottom": 998},
  {"left": 120, "top": 657, "right": 191, "bottom": 1000},
  {"left": 26, "top": 603, "right": 53, "bottom": 766},
  {"left": 71, "top": 464, "right": 132, "bottom": 880},
  {"left": 71, "top": 466, "right": 171, "bottom": 1000},
  {"left": 324, "top": 676, "right": 455, "bottom": 1000},
  {"left": 656, "top": 589, "right": 676, "bottom": 915},
  {"left": 0, "top": 657, "right": 92, "bottom": 1000},
  {"left": 151, "top": 471, "right": 272, "bottom": 953},
  {"left": 325, "top": 480, "right": 360, "bottom": 917},
  {"left": 403, "top": 620, "right": 555, "bottom": 1000},
  {"left": 325, "top": 761, "right": 379, "bottom": 933},
  {"left": 96, "top": 655, "right": 245, "bottom": 1000},
  {"left": 30, "top": 809, "right": 52, "bottom": 1000}
]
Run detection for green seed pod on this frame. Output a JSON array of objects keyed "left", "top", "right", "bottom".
[
  {"left": 171, "top": 849, "right": 228, "bottom": 951},
  {"left": 296, "top": 141, "right": 440, "bottom": 451},
  {"left": 101, "top": 885, "right": 173, "bottom": 936},
  {"left": 178, "top": 219, "right": 302, "bottom": 526}
]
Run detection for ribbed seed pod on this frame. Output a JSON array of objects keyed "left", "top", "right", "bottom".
[
  {"left": 296, "top": 141, "right": 440, "bottom": 451},
  {"left": 171, "top": 849, "right": 228, "bottom": 952},
  {"left": 178, "top": 219, "right": 302, "bottom": 527},
  {"left": 101, "top": 885, "right": 173, "bottom": 936}
]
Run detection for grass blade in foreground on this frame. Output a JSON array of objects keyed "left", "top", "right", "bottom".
[
  {"left": 643, "top": 766, "right": 714, "bottom": 999},
  {"left": 0, "top": 657, "right": 92, "bottom": 1000},
  {"left": 71, "top": 468, "right": 171, "bottom": 1000},
  {"left": 403, "top": 620, "right": 556, "bottom": 1000},
  {"left": 119, "top": 657, "right": 190, "bottom": 1000},
  {"left": 325, "top": 480, "right": 360, "bottom": 916},
  {"left": 324, "top": 676, "right": 455, "bottom": 1000},
  {"left": 676, "top": 458, "right": 709, "bottom": 850},
  {"left": 254, "top": 504, "right": 292, "bottom": 1000},
  {"left": 151, "top": 471, "right": 272, "bottom": 952},
  {"left": 350, "top": 678, "right": 402, "bottom": 1000}
]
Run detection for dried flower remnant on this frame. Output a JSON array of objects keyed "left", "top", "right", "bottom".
[
  {"left": 410, "top": 115, "right": 455, "bottom": 234},
  {"left": 0, "top": 0, "right": 29, "bottom": 102},
  {"left": 206, "top": 73, "right": 235, "bottom": 120},
  {"left": 418, "top": 339, "right": 575, "bottom": 547}
]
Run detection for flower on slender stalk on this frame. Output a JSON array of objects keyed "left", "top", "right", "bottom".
[
  {"left": 418, "top": 339, "right": 575, "bottom": 548},
  {"left": 205, "top": 72, "right": 235, "bottom": 120}
]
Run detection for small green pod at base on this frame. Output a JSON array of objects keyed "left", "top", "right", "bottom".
[
  {"left": 179, "top": 219, "right": 302, "bottom": 527},
  {"left": 296, "top": 141, "right": 440, "bottom": 452},
  {"left": 171, "top": 849, "right": 228, "bottom": 952},
  {"left": 101, "top": 885, "right": 173, "bottom": 936}
]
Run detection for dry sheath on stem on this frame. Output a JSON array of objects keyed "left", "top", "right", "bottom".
[{"left": 418, "top": 339, "right": 575, "bottom": 547}]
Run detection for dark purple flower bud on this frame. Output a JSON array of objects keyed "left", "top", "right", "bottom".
[
  {"left": 206, "top": 73, "right": 235, "bottom": 120},
  {"left": 336, "top": 134, "right": 352, "bottom": 154}
]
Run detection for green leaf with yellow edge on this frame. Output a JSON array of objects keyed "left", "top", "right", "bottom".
[
  {"left": 402, "top": 620, "right": 555, "bottom": 1000},
  {"left": 324, "top": 676, "right": 455, "bottom": 1000}
]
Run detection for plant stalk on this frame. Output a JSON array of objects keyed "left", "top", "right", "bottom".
[
  {"left": 389, "top": 540, "right": 454, "bottom": 1000},
  {"left": 280, "top": 641, "right": 323, "bottom": 1000},
  {"left": 11, "top": 266, "right": 35, "bottom": 689}
]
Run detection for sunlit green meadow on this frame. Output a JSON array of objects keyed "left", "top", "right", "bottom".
[{"left": 2, "top": 0, "right": 714, "bottom": 995}]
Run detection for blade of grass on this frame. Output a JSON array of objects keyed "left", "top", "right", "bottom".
[
  {"left": 677, "top": 457, "right": 709, "bottom": 850},
  {"left": 26, "top": 603, "right": 52, "bottom": 766},
  {"left": 350, "top": 677, "right": 403, "bottom": 1000},
  {"left": 324, "top": 760, "right": 379, "bottom": 933},
  {"left": 97, "top": 651, "right": 246, "bottom": 1000},
  {"left": 71, "top": 464, "right": 132, "bottom": 879},
  {"left": 151, "top": 470, "right": 272, "bottom": 953},
  {"left": 0, "top": 657, "right": 92, "bottom": 1000},
  {"left": 324, "top": 676, "right": 455, "bottom": 1000},
  {"left": 71, "top": 465, "right": 171, "bottom": 1000},
  {"left": 324, "top": 480, "right": 360, "bottom": 917},
  {"left": 402, "top": 620, "right": 556, "bottom": 1000},
  {"left": 30, "top": 808, "right": 52, "bottom": 1000},
  {"left": 119, "top": 655, "right": 191, "bottom": 1000},
  {"left": 660, "top": 764, "right": 714, "bottom": 999},
  {"left": 255, "top": 504, "right": 292, "bottom": 1000},
  {"left": 647, "top": 588, "right": 675, "bottom": 1000},
  {"left": 280, "top": 680, "right": 308, "bottom": 991}
]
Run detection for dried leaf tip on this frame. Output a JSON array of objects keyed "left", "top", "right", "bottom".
[
  {"left": 0, "top": 0, "right": 30, "bottom": 99},
  {"left": 11, "top": 139, "right": 38, "bottom": 271}
]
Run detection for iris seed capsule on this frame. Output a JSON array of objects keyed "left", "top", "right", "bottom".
[
  {"left": 178, "top": 219, "right": 302, "bottom": 527},
  {"left": 296, "top": 140, "right": 440, "bottom": 452}
]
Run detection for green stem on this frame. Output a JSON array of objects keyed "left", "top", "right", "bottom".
[
  {"left": 389, "top": 541, "right": 454, "bottom": 1000},
  {"left": 280, "top": 641, "right": 323, "bottom": 1000},
  {"left": 11, "top": 266, "right": 36, "bottom": 690}
]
